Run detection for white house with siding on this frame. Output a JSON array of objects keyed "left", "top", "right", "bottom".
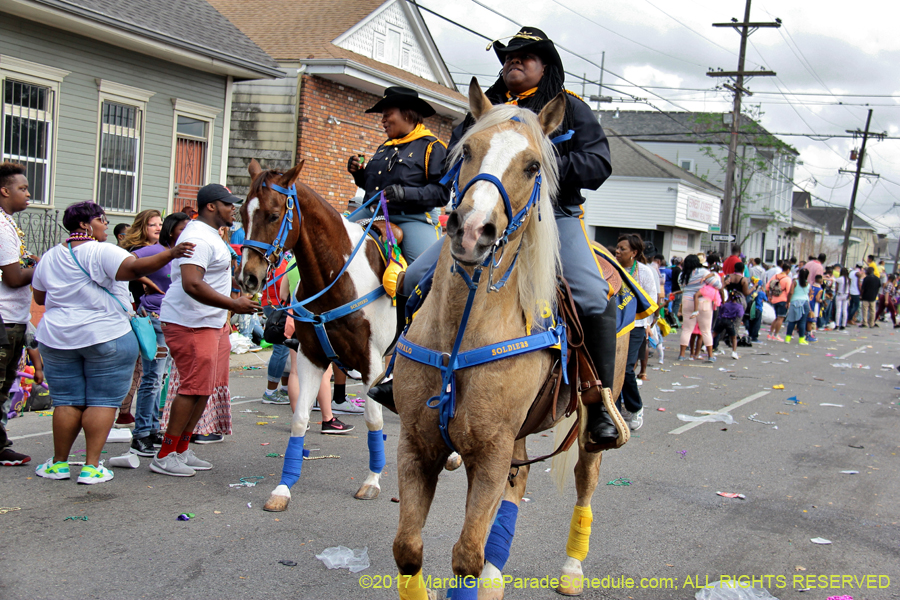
[
  {"left": 584, "top": 128, "right": 723, "bottom": 259},
  {"left": 596, "top": 110, "right": 797, "bottom": 263},
  {"left": 0, "top": 0, "right": 280, "bottom": 251}
]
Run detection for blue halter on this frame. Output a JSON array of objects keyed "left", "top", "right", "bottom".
[{"left": 241, "top": 182, "right": 300, "bottom": 264}]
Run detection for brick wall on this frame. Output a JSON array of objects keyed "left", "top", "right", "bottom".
[{"left": 296, "top": 75, "right": 456, "bottom": 211}]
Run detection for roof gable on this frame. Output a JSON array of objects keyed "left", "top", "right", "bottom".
[
  {"left": 207, "top": 0, "right": 456, "bottom": 92},
  {"left": 334, "top": 0, "right": 440, "bottom": 83},
  {"left": 21, "top": 0, "right": 280, "bottom": 77}
]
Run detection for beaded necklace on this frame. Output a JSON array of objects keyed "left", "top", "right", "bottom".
[
  {"left": 0, "top": 208, "right": 31, "bottom": 265},
  {"left": 66, "top": 232, "right": 96, "bottom": 244}
]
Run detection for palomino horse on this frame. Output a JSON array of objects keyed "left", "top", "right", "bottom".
[
  {"left": 237, "top": 159, "right": 396, "bottom": 511},
  {"left": 391, "top": 82, "right": 630, "bottom": 599}
]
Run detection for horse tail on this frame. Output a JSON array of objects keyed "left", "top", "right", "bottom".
[{"left": 551, "top": 403, "right": 582, "bottom": 493}]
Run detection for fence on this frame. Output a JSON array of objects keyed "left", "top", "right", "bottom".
[{"left": 14, "top": 209, "right": 66, "bottom": 256}]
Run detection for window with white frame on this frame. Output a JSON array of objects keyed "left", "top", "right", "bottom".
[
  {"left": 0, "top": 56, "right": 67, "bottom": 205},
  {"left": 95, "top": 80, "right": 153, "bottom": 213},
  {"left": 679, "top": 158, "right": 694, "bottom": 173}
]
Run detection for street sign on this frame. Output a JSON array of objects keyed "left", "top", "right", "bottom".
[
  {"left": 708, "top": 225, "right": 721, "bottom": 233},
  {"left": 710, "top": 233, "right": 736, "bottom": 243}
]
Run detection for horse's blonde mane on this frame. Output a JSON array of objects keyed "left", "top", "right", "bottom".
[{"left": 448, "top": 104, "right": 562, "bottom": 323}]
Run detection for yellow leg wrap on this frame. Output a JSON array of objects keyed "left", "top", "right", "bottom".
[
  {"left": 565, "top": 505, "right": 593, "bottom": 561},
  {"left": 398, "top": 570, "right": 428, "bottom": 600}
]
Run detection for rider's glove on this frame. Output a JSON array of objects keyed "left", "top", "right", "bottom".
[{"left": 383, "top": 184, "right": 406, "bottom": 203}]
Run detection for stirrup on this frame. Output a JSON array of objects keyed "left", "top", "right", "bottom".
[{"left": 584, "top": 387, "right": 629, "bottom": 453}]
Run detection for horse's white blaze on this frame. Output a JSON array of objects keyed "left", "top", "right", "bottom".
[
  {"left": 241, "top": 196, "right": 259, "bottom": 268},
  {"left": 468, "top": 129, "right": 529, "bottom": 214}
]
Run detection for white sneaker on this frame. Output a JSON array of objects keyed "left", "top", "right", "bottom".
[
  {"left": 150, "top": 453, "right": 196, "bottom": 477},
  {"left": 76, "top": 462, "right": 114, "bottom": 485},
  {"left": 332, "top": 395, "right": 365, "bottom": 414},
  {"left": 346, "top": 369, "right": 362, "bottom": 380},
  {"left": 629, "top": 408, "right": 644, "bottom": 431},
  {"left": 731, "top": 351, "right": 740, "bottom": 360},
  {"left": 178, "top": 449, "right": 212, "bottom": 471}
]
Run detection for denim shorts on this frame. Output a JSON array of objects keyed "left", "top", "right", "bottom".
[
  {"left": 773, "top": 301, "right": 788, "bottom": 318},
  {"left": 40, "top": 331, "right": 140, "bottom": 408}
]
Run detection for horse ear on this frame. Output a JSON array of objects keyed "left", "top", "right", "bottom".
[
  {"left": 281, "top": 160, "right": 306, "bottom": 186},
  {"left": 468, "top": 77, "right": 492, "bottom": 121},
  {"left": 248, "top": 158, "right": 263, "bottom": 179},
  {"left": 538, "top": 93, "right": 567, "bottom": 137}
]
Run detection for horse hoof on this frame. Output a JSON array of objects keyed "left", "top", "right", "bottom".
[
  {"left": 354, "top": 484, "right": 380, "bottom": 500},
  {"left": 444, "top": 452, "right": 462, "bottom": 471},
  {"left": 556, "top": 572, "right": 584, "bottom": 596},
  {"left": 263, "top": 494, "right": 290, "bottom": 512}
]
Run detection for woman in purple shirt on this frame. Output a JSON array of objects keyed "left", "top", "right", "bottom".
[{"left": 129, "top": 212, "right": 190, "bottom": 457}]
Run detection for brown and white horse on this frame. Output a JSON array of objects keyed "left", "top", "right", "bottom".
[
  {"left": 237, "top": 159, "right": 396, "bottom": 511},
  {"left": 391, "top": 82, "right": 620, "bottom": 599}
]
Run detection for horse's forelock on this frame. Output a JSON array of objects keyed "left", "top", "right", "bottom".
[{"left": 451, "top": 104, "right": 561, "bottom": 322}]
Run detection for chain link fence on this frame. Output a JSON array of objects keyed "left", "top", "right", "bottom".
[{"left": 14, "top": 209, "right": 66, "bottom": 256}]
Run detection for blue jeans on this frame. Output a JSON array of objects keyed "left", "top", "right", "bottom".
[
  {"left": 133, "top": 317, "right": 170, "bottom": 439},
  {"left": 617, "top": 326, "right": 645, "bottom": 414},
  {"left": 40, "top": 331, "right": 139, "bottom": 407},
  {"left": 264, "top": 306, "right": 290, "bottom": 383},
  {"left": 848, "top": 295, "right": 861, "bottom": 323}
]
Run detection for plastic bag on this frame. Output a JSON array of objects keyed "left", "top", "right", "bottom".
[
  {"left": 677, "top": 413, "right": 735, "bottom": 424},
  {"left": 315, "top": 546, "right": 370, "bottom": 573},
  {"left": 761, "top": 302, "right": 776, "bottom": 325},
  {"left": 696, "top": 580, "right": 779, "bottom": 600},
  {"left": 229, "top": 332, "right": 252, "bottom": 354}
]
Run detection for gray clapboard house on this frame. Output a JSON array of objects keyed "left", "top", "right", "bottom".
[{"left": 0, "top": 0, "right": 280, "bottom": 252}]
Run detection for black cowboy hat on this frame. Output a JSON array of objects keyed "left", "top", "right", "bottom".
[
  {"left": 365, "top": 86, "right": 436, "bottom": 118},
  {"left": 489, "top": 26, "right": 564, "bottom": 75}
]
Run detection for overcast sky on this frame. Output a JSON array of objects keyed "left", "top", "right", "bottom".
[{"left": 418, "top": 0, "right": 900, "bottom": 234}]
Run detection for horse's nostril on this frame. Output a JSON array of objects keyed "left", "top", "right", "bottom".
[
  {"left": 446, "top": 212, "right": 462, "bottom": 236},
  {"left": 247, "top": 275, "right": 259, "bottom": 290},
  {"left": 482, "top": 223, "right": 496, "bottom": 241}
]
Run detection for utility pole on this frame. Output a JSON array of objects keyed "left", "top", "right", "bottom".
[
  {"left": 840, "top": 109, "right": 884, "bottom": 266},
  {"left": 707, "top": 0, "right": 780, "bottom": 254}
]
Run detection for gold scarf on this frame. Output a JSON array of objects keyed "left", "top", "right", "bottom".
[
  {"left": 383, "top": 123, "right": 437, "bottom": 146},
  {"left": 505, "top": 87, "right": 538, "bottom": 105}
]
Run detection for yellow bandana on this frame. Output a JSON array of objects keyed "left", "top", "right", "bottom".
[
  {"left": 505, "top": 87, "right": 538, "bottom": 105},
  {"left": 383, "top": 123, "right": 438, "bottom": 146}
]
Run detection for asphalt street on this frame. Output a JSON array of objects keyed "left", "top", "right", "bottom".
[{"left": 2, "top": 326, "right": 898, "bottom": 600}]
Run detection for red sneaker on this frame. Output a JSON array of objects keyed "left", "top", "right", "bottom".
[{"left": 0, "top": 448, "right": 31, "bottom": 466}]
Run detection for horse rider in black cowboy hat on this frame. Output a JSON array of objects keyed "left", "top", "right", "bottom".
[
  {"left": 347, "top": 86, "right": 449, "bottom": 262},
  {"left": 369, "top": 26, "right": 622, "bottom": 448}
]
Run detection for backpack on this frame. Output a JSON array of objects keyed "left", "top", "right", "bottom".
[{"left": 769, "top": 275, "right": 783, "bottom": 298}]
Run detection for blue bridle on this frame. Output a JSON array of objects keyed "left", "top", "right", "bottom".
[{"left": 242, "top": 177, "right": 388, "bottom": 372}]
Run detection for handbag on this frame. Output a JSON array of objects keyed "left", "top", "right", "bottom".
[
  {"left": 263, "top": 306, "right": 288, "bottom": 344},
  {"left": 67, "top": 243, "right": 157, "bottom": 361}
]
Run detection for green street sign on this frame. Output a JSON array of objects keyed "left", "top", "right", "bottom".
[{"left": 709, "top": 225, "right": 721, "bottom": 233}]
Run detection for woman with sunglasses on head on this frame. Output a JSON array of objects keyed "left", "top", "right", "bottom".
[
  {"left": 346, "top": 86, "right": 449, "bottom": 263},
  {"left": 31, "top": 202, "right": 193, "bottom": 485}
]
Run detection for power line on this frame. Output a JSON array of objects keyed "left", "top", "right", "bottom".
[{"left": 641, "top": 0, "right": 741, "bottom": 59}]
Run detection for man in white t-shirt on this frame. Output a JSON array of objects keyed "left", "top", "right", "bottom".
[
  {"left": 0, "top": 162, "right": 40, "bottom": 467},
  {"left": 152, "top": 184, "right": 259, "bottom": 477},
  {"left": 848, "top": 263, "right": 865, "bottom": 325}
]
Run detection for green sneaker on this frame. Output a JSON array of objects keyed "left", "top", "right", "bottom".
[
  {"left": 76, "top": 462, "right": 114, "bottom": 485},
  {"left": 36, "top": 459, "right": 70, "bottom": 480},
  {"left": 784, "top": 335, "right": 791, "bottom": 343},
  {"left": 798, "top": 337, "right": 809, "bottom": 346},
  {"left": 260, "top": 341, "right": 273, "bottom": 349}
]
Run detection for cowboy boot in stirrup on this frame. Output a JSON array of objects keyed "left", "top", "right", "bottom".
[{"left": 581, "top": 302, "right": 620, "bottom": 446}]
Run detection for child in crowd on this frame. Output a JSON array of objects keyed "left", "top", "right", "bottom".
[
  {"left": 807, "top": 274, "right": 824, "bottom": 343},
  {"left": 688, "top": 283, "right": 721, "bottom": 360},
  {"left": 712, "top": 288, "right": 745, "bottom": 359},
  {"left": 744, "top": 278, "right": 768, "bottom": 342}
]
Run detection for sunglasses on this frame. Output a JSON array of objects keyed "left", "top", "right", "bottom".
[{"left": 387, "top": 147, "right": 400, "bottom": 172}]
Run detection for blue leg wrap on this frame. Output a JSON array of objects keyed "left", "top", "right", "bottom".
[
  {"left": 368, "top": 430, "right": 386, "bottom": 473},
  {"left": 279, "top": 436, "right": 307, "bottom": 488},
  {"left": 447, "top": 577, "right": 479, "bottom": 599},
  {"left": 483, "top": 500, "right": 518, "bottom": 571}
]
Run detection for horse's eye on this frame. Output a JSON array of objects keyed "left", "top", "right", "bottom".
[
  {"left": 269, "top": 214, "right": 280, "bottom": 223},
  {"left": 525, "top": 162, "right": 540, "bottom": 177},
  {"left": 461, "top": 145, "right": 471, "bottom": 162}
]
